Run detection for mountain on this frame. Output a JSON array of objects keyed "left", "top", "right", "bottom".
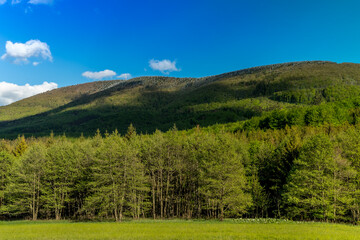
[{"left": 1, "top": 61, "right": 360, "bottom": 138}]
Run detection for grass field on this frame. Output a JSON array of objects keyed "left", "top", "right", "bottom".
[{"left": 0, "top": 219, "right": 359, "bottom": 240}]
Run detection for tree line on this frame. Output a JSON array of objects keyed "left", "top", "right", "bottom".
[{"left": 1, "top": 124, "right": 360, "bottom": 223}]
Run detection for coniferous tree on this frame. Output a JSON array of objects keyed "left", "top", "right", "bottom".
[
  {"left": 0, "top": 151, "right": 12, "bottom": 213},
  {"left": 86, "top": 130, "right": 147, "bottom": 221},
  {"left": 198, "top": 132, "right": 251, "bottom": 220},
  {"left": 12, "top": 135, "right": 27, "bottom": 157},
  {"left": 5, "top": 143, "right": 47, "bottom": 220},
  {"left": 43, "top": 137, "right": 77, "bottom": 220},
  {"left": 283, "top": 135, "right": 335, "bottom": 221}
]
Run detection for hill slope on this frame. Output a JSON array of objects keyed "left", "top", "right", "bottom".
[
  {"left": 0, "top": 80, "right": 122, "bottom": 121},
  {"left": 1, "top": 61, "right": 360, "bottom": 137}
]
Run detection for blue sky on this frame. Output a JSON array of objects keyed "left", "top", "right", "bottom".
[{"left": 0, "top": 0, "right": 360, "bottom": 104}]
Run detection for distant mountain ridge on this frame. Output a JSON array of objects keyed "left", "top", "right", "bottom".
[{"left": 1, "top": 61, "right": 360, "bottom": 138}]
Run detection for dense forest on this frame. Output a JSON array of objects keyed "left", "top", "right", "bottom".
[{"left": 1, "top": 122, "right": 360, "bottom": 224}]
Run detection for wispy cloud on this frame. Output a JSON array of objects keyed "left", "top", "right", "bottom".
[
  {"left": 82, "top": 70, "right": 117, "bottom": 80},
  {"left": 0, "top": 81, "right": 58, "bottom": 106},
  {"left": 28, "top": 0, "right": 53, "bottom": 5},
  {"left": 0, "top": 0, "right": 53, "bottom": 5},
  {"left": 149, "top": 59, "right": 180, "bottom": 74},
  {"left": 117, "top": 73, "right": 132, "bottom": 80},
  {"left": 1, "top": 39, "right": 52, "bottom": 65}
]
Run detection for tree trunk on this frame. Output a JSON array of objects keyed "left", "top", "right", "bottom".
[
  {"left": 219, "top": 201, "right": 224, "bottom": 221},
  {"left": 32, "top": 174, "right": 37, "bottom": 221},
  {"left": 151, "top": 171, "right": 156, "bottom": 219},
  {"left": 160, "top": 169, "right": 163, "bottom": 219},
  {"left": 164, "top": 172, "right": 170, "bottom": 218},
  {"left": 119, "top": 195, "right": 125, "bottom": 222}
]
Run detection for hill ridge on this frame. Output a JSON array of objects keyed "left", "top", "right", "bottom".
[{"left": 1, "top": 60, "right": 360, "bottom": 138}]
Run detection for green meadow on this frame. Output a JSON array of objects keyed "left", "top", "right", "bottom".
[{"left": 0, "top": 220, "right": 359, "bottom": 240}]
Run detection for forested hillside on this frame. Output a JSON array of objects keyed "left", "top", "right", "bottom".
[
  {"left": 2, "top": 61, "right": 360, "bottom": 138},
  {"left": 2, "top": 61, "right": 360, "bottom": 223}
]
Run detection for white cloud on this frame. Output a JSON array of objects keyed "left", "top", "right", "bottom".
[
  {"left": 117, "top": 73, "right": 132, "bottom": 80},
  {"left": 1, "top": 40, "right": 52, "bottom": 65},
  {"left": 32, "top": 61, "right": 40, "bottom": 66},
  {"left": 28, "top": 0, "right": 52, "bottom": 4},
  {"left": 82, "top": 70, "right": 117, "bottom": 80},
  {"left": 1, "top": 0, "right": 54, "bottom": 5},
  {"left": 2, "top": 0, "right": 54, "bottom": 5},
  {"left": 149, "top": 59, "right": 180, "bottom": 74},
  {"left": 0, "top": 81, "right": 58, "bottom": 106}
]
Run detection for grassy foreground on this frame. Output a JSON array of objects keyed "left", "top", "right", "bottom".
[{"left": 0, "top": 220, "right": 359, "bottom": 240}]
